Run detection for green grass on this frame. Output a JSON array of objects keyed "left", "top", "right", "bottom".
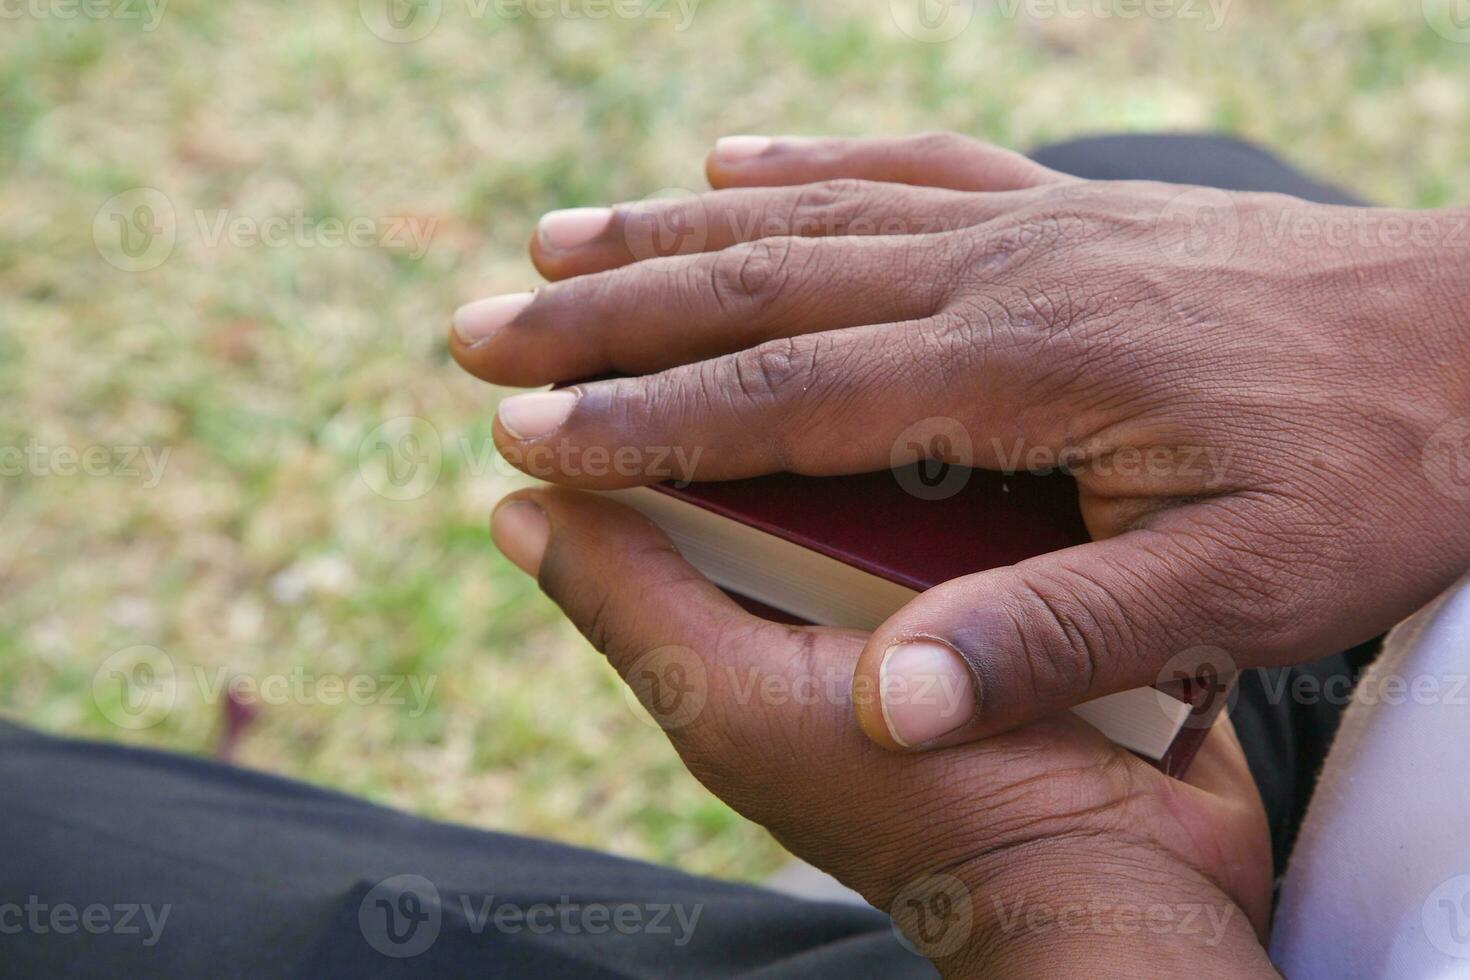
[{"left": 1, "top": 0, "right": 1468, "bottom": 882}]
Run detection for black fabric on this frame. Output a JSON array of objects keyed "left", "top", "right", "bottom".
[
  {"left": 1233, "top": 646, "right": 1381, "bottom": 878},
  {"left": 1029, "top": 132, "right": 1366, "bottom": 205},
  {"left": 0, "top": 720, "right": 934, "bottom": 979},
  {"left": 0, "top": 134, "right": 1378, "bottom": 977}
]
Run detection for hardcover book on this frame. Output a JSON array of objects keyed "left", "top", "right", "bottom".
[{"left": 603, "top": 465, "right": 1228, "bottom": 777}]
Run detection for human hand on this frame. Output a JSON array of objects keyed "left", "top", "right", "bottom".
[
  {"left": 488, "top": 488, "right": 1277, "bottom": 977},
  {"left": 454, "top": 133, "right": 1470, "bottom": 752}
]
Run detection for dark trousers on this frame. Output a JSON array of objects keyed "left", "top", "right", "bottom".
[{"left": 0, "top": 135, "right": 1373, "bottom": 979}]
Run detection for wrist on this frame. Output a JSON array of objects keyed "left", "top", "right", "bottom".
[
  {"left": 1423, "top": 207, "right": 1470, "bottom": 386},
  {"left": 888, "top": 841, "right": 1277, "bottom": 979},
  {"left": 1395, "top": 207, "right": 1470, "bottom": 412}
]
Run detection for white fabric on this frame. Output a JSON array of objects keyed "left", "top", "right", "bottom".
[{"left": 1272, "top": 573, "right": 1470, "bottom": 978}]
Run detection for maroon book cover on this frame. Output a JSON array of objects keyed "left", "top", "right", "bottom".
[
  {"left": 652, "top": 466, "right": 1224, "bottom": 777},
  {"left": 658, "top": 467, "right": 1088, "bottom": 590}
]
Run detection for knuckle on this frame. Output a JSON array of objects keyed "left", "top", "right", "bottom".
[
  {"left": 913, "top": 130, "right": 977, "bottom": 157},
  {"left": 1002, "top": 187, "right": 1143, "bottom": 251},
  {"left": 999, "top": 283, "right": 1092, "bottom": 343},
  {"left": 923, "top": 305, "right": 1013, "bottom": 387},
  {"left": 537, "top": 551, "right": 616, "bottom": 650},
  {"left": 945, "top": 221, "right": 1107, "bottom": 359},
  {"left": 727, "top": 335, "right": 818, "bottom": 406},
  {"left": 598, "top": 373, "right": 669, "bottom": 435},
  {"left": 712, "top": 335, "right": 827, "bottom": 472},
  {"left": 553, "top": 264, "right": 620, "bottom": 311},
  {"left": 785, "top": 179, "right": 871, "bottom": 236},
  {"left": 1005, "top": 573, "right": 1131, "bottom": 705},
  {"left": 709, "top": 238, "right": 801, "bottom": 316},
  {"left": 1172, "top": 519, "right": 1316, "bottom": 634},
  {"left": 566, "top": 254, "right": 676, "bottom": 316},
  {"left": 580, "top": 588, "right": 620, "bottom": 656},
  {"left": 940, "top": 291, "right": 1029, "bottom": 357},
  {"left": 672, "top": 623, "right": 797, "bottom": 775},
  {"left": 969, "top": 209, "right": 1073, "bottom": 265}
]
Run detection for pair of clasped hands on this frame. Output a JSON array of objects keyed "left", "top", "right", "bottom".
[{"left": 448, "top": 133, "right": 1470, "bottom": 976}]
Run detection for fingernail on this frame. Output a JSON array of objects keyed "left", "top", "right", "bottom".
[
  {"left": 714, "top": 135, "right": 773, "bottom": 162},
  {"left": 538, "top": 207, "right": 614, "bottom": 251},
  {"left": 497, "top": 390, "right": 578, "bottom": 440},
  {"left": 453, "top": 292, "right": 535, "bottom": 345},
  {"left": 491, "top": 499, "right": 550, "bottom": 577},
  {"left": 878, "top": 641, "right": 976, "bottom": 748}
]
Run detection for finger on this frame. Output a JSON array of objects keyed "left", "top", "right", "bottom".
[
  {"left": 489, "top": 487, "right": 846, "bottom": 746},
  {"left": 530, "top": 180, "right": 1025, "bottom": 281},
  {"left": 707, "top": 132, "right": 1071, "bottom": 192},
  {"left": 487, "top": 309, "right": 1067, "bottom": 489},
  {"left": 850, "top": 502, "right": 1337, "bottom": 752},
  {"left": 454, "top": 234, "right": 956, "bottom": 388}
]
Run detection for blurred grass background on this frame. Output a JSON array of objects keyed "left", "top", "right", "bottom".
[{"left": 1, "top": 0, "right": 1467, "bottom": 882}]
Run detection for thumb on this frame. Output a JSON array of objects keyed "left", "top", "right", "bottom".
[{"left": 852, "top": 506, "right": 1325, "bottom": 752}]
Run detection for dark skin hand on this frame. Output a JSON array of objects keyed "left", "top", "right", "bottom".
[
  {"left": 456, "top": 132, "right": 1470, "bottom": 974},
  {"left": 488, "top": 488, "right": 1276, "bottom": 977}
]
